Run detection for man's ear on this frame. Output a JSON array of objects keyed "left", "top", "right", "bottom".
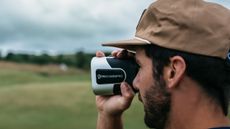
[{"left": 164, "top": 56, "right": 186, "bottom": 89}]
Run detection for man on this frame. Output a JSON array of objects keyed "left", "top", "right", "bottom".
[{"left": 95, "top": 0, "right": 230, "bottom": 129}]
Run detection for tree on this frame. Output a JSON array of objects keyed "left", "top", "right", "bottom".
[{"left": 75, "top": 51, "right": 86, "bottom": 69}]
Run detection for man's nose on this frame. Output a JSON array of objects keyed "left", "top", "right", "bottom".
[{"left": 132, "top": 76, "right": 139, "bottom": 91}]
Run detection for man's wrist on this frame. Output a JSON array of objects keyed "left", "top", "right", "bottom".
[
  {"left": 98, "top": 111, "right": 122, "bottom": 120},
  {"left": 97, "top": 112, "right": 123, "bottom": 129}
]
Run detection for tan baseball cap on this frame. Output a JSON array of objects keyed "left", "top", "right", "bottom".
[{"left": 102, "top": 0, "right": 230, "bottom": 59}]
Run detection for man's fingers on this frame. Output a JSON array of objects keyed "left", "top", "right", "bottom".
[
  {"left": 120, "top": 82, "right": 135, "bottom": 106},
  {"left": 96, "top": 51, "right": 105, "bottom": 57},
  {"left": 111, "top": 50, "right": 120, "bottom": 57}
]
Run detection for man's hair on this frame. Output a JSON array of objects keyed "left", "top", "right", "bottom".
[{"left": 144, "top": 44, "right": 230, "bottom": 116}]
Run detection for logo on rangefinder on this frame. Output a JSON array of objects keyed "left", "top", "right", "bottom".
[
  {"left": 96, "top": 69, "right": 126, "bottom": 84},
  {"left": 97, "top": 74, "right": 124, "bottom": 80}
]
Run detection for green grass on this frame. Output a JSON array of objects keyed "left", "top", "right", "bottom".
[
  {"left": 0, "top": 62, "right": 148, "bottom": 129},
  {"left": 0, "top": 69, "right": 89, "bottom": 87}
]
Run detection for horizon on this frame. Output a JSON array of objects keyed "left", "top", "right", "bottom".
[{"left": 0, "top": 0, "right": 229, "bottom": 55}]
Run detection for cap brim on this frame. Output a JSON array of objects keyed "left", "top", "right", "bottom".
[{"left": 102, "top": 38, "right": 150, "bottom": 51}]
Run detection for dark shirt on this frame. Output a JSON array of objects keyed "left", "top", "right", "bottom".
[{"left": 210, "top": 127, "right": 230, "bottom": 129}]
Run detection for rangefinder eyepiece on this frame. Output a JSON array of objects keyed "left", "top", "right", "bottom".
[{"left": 91, "top": 57, "right": 139, "bottom": 95}]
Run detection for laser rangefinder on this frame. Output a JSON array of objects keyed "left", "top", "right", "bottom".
[{"left": 91, "top": 57, "right": 139, "bottom": 95}]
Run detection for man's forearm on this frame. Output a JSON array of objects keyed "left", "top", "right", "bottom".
[{"left": 97, "top": 113, "right": 123, "bottom": 129}]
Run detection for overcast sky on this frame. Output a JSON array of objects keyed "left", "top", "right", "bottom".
[{"left": 0, "top": 0, "right": 229, "bottom": 55}]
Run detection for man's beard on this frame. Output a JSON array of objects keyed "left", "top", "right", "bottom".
[{"left": 143, "top": 76, "right": 171, "bottom": 129}]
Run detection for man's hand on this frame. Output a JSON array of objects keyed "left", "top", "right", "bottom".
[{"left": 96, "top": 50, "right": 135, "bottom": 129}]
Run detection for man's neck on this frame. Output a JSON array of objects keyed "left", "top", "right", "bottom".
[{"left": 165, "top": 77, "right": 229, "bottom": 129}]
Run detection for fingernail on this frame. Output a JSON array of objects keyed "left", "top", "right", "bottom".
[
  {"left": 117, "top": 52, "right": 123, "bottom": 57},
  {"left": 123, "top": 82, "right": 130, "bottom": 91}
]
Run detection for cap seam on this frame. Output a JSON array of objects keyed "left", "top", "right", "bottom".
[{"left": 134, "top": 36, "right": 151, "bottom": 44}]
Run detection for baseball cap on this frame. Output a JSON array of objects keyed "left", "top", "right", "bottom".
[{"left": 102, "top": 0, "right": 230, "bottom": 59}]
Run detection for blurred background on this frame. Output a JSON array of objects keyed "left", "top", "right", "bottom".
[{"left": 0, "top": 0, "right": 229, "bottom": 129}]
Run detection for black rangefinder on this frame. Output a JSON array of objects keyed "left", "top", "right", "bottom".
[{"left": 91, "top": 57, "right": 139, "bottom": 95}]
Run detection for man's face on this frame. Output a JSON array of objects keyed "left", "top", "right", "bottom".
[{"left": 133, "top": 48, "right": 171, "bottom": 129}]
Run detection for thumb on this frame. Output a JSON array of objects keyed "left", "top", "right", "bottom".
[{"left": 120, "top": 82, "right": 135, "bottom": 107}]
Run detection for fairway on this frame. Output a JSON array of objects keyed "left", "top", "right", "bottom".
[{"left": 0, "top": 62, "right": 148, "bottom": 129}]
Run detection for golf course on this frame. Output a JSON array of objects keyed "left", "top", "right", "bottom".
[{"left": 0, "top": 61, "right": 148, "bottom": 129}]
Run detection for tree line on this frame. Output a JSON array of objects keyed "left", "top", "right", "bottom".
[{"left": 0, "top": 51, "right": 101, "bottom": 70}]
